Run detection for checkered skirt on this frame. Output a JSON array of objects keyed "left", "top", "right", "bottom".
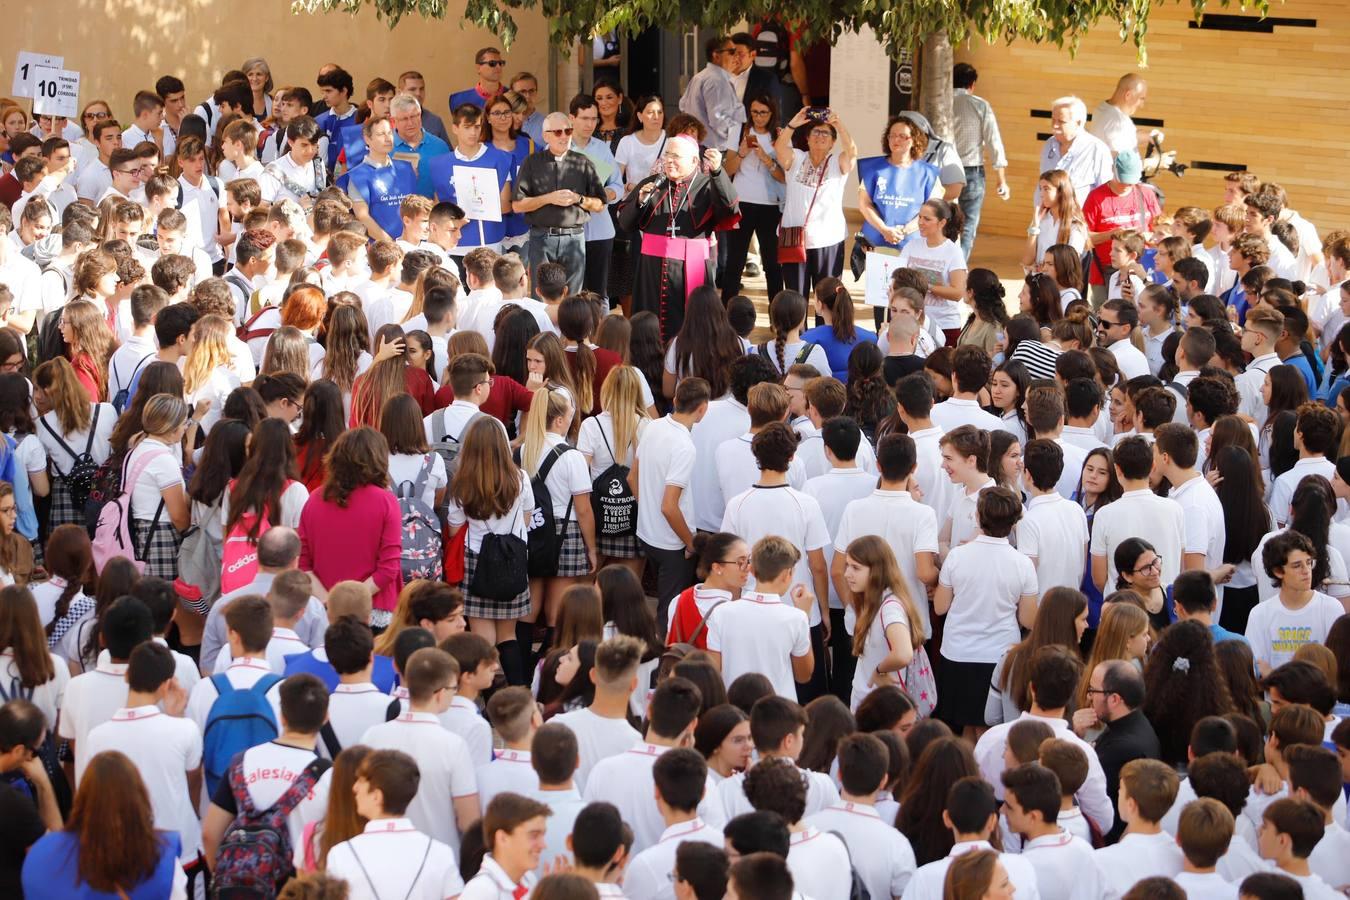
[
  {"left": 48, "top": 478, "right": 84, "bottom": 530},
  {"left": 553, "top": 518, "right": 591, "bottom": 578},
  {"left": 131, "top": 518, "right": 183, "bottom": 581},
  {"left": 596, "top": 529, "right": 639, "bottom": 560},
  {"left": 461, "top": 545, "right": 531, "bottom": 620}
]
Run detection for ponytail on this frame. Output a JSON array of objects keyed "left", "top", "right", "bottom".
[
  {"left": 521, "top": 386, "right": 573, "bottom": 474},
  {"left": 767, "top": 290, "right": 808, "bottom": 377},
  {"left": 924, "top": 199, "right": 965, "bottom": 244},
  {"left": 815, "top": 277, "right": 856, "bottom": 343},
  {"left": 558, "top": 296, "right": 596, "bottom": 414}
]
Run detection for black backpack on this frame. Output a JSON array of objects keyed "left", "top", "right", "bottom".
[
  {"left": 36, "top": 307, "right": 67, "bottom": 364},
  {"left": 757, "top": 340, "right": 819, "bottom": 375},
  {"left": 40, "top": 405, "right": 101, "bottom": 510},
  {"left": 590, "top": 426, "right": 636, "bottom": 539},
  {"left": 523, "top": 444, "right": 574, "bottom": 579},
  {"left": 470, "top": 530, "right": 530, "bottom": 602}
]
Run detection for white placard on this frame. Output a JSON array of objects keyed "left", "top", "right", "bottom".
[
  {"left": 31, "top": 67, "right": 79, "bottom": 118},
  {"left": 11, "top": 52, "right": 62, "bottom": 98},
  {"left": 864, "top": 250, "right": 904, "bottom": 306},
  {"left": 452, "top": 167, "right": 502, "bottom": 222}
]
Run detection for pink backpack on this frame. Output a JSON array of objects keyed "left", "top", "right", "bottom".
[
  {"left": 92, "top": 447, "right": 173, "bottom": 574},
  {"left": 220, "top": 480, "right": 295, "bottom": 594}
]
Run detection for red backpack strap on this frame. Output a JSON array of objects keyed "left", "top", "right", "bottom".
[
  {"left": 669, "top": 587, "right": 696, "bottom": 644},
  {"left": 272, "top": 758, "right": 327, "bottom": 817},
  {"left": 237, "top": 306, "right": 277, "bottom": 343}
]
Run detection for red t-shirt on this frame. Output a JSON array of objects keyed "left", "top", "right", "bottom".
[
  {"left": 1081, "top": 182, "right": 1160, "bottom": 285},
  {"left": 565, "top": 346, "right": 622, "bottom": 417},
  {"left": 349, "top": 365, "right": 438, "bottom": 427},
  {"left": 433, "top": 374, "right": 534, "bottom": 428}
]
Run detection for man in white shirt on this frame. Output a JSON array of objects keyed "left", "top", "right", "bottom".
[
  {"left": 478, "top": 687, "right": 542, "bottom": 810},
  {"left": 714, "top": 383, "right": 809, "bottom": 503},
  {"left": 894, "top": 372, "right": 957, "bottom": 525},
  {"left": 1092, "top": 759, "right": 1184, "bottom": 900},
  {"left": 622, "top": 747, "right": 726, "bottom": 900},
  {"left": 938, "top": 425, "right": 997, "bottom": 553},
  {"left": 440, "top": 632, "right": 497, "bottom": 764},
  {"left": 325, "top": 748, "right": 465, "bottom": 900},
  {"left": 122, "top": 90, "right": 170, "bottom": 152},
  {"left": 1001, "top": 763, "right": 1100, "bottom": 900},
  {"left": 1235, "top": 306, "right": 1284, "bottom": 428},
  {"left": 1097, "top": 298, "right": 1150, "bottom": 380},
  {"left": 567, "top": 801, "right": 632, "bottom": 893},
  {"left": 75, "top": 120, "right": 124, "bottom": 200},
  {"left": 717, "top": 696, "right": 839, "bottom": 821},
  {"left": 1154, "top": 424, "right": 1231, "bottom": 589},
  {"left": 1255, "top": 797, "right": 1345, "bottom": 900},
  {"left": 806, "top": 734, "right": 918, "bottom": 900},
  {"left": 84, "top": 642, "right": 202, "bottom": 863},
  {"left": 1018, "top": 440, "right": 1089, "bottom": 593},
  {"left": 794, "top": 378, "right": 878, "bottom": 477},
  {"left": 1087, "top": 75, "right": 1151, "bottom": 157},
  {"left": 690, "top": 355, "right": 778, "bottom": 534},
  {"left": 453, "top": 246, "right": 503, "bottom": 336},
  {"left": 1174, "top": 800, "right": 1244, "bottom": 900},
  {"left": 635, "top": 378, "right": 710, "bottom": 628},
  {"left": 1061, "top": 378, "right": 1108, "bottom": 452},
  {"left": 532, "top": 722, "right": 588, "bottom": 873},
  {"left": 551, "top": 636, "right": 644, "bottom": 792},
  {"left": 1026, "top": 386, "right": 1089, "bottom": 501},
  {"left": 360, "top": 648, "right": 480, "bottom": 854},
  {"left": 464, "top": 253, "right": 554, "bottom": 350},
  {"left": 0, "top": 207, "right": 43, "bottom": 336},
  {"left": 744, "top": 756, "right": 852, "bottom": 900},
  {"left": 1244, "top": 192, "right": 1299, "bottom": 280},
  {"left": 426, "top": 352, "right": 502, "bottom": 447},
  {"left": 931, "top": 346, "right": 1008, "bottom": 433},
  {"left": 461, "top": 793, "right": 552, "bottom": 900},
  {"left": 1285, "top": 744, "right": 1350, "bottom": 891},
  {"left": 366, "top": 249, "right": 439, "bottom": 339},
  {"left": 321, "top": 617, "right": 393, "bottom": 757},
  {"left": 1270, "top": 403, "right": 1340, "bottom": 527},
  {"left": 1091, "top": 435, "right": 1186, "bottom": 593},
  {"left": 1038, "top": 96, "right": 1113, "bottom": 206},
  {"left": 678, "top": 37, "right": 746, "bottom": 153},
  {"left": 900, "top": 776, "right": 1041, "bottom": 900}
]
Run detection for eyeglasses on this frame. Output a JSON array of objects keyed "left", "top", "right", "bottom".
[
  {"left": 488, "top": 110, "right": 512, "bottom": 119},
  {"left": 717, "top": 556, "right": 751, "bottom": 569},
  {"left": 1131, "top": 557, "right": 1163, "bottom": 575},
  {"left": 84, "top": 111, "right": 110, "bottom": 120},
  {"left": 1284, "top": 558, "right": 1316, "bottom": 572},
  {"left": 809, "top": 129, "right": 833, "bottom": 138},
  {"left": 478, "top": 377, "right": 494, "bottom": 388},
  {"left": 113, "top": 168, "right": 138, "bottom": 176},
  {"left": 480, "top": 59, "right": 507, "bottom": 67},
  {"left": 514, "top": 87, "right": 538, "bottom": 96},
  {"left": 545, "top": 128, "right": 573, "bottom": 136},
  {"left": 1084, "top": 688, "right": 1109, "bottom": 697},
  {"left": 0, "top": 356, "right": 23, "bottom": 372}
]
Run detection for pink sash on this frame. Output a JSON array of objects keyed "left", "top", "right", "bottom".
[{"left": 641, "top": 233, "right": 712, "bottom": 300}]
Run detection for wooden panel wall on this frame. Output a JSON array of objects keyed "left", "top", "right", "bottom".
[{"left": 955, "top": 0, "right": 1350, "bottom": 243}]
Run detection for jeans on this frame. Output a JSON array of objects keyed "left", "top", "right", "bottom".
[
  {"left": 527, "top": 228, "right": 586, "bottom": 296},
  {"left": 722, "top": 202, "right": 784, "bottom": 300},
  {"left": 957, "top": 165, "right": 986, "bottom": 261},
  {"left": 584, "top": 238, "right": 613, "bottom": 300}
]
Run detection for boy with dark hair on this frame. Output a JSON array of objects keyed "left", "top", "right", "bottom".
[
  {"left": 1092, "top": 759, "right": 1184, "bottom": 895},
  {"left": 931, "top": 346, "right": 1005, "bottom": 433},
  {"left": 717, "top": 695, "right": 838, "bottom": 821},
  {"left": 1153, "top": 422, "right": 1228, "bottom": 586},
  {"left": 1018, "top": 437, "right": 1089, "bottom": 593},
  {"left": 0, "top": 698, "right": 62, "bottom": 880},
  {"left": 1174, "top": 798, "right": 1238, "bottom": 899},
  {"left": 1173, "top": 571, "right": 1246, "bottom": 644},
  {"left": 1284, "top": 744, "right": 1350, "bottom": 887},
  {"left": 1243, "top": 704, "right": 1332, "bottom": 837},
  {"left": 1061, "top": 377, "right": 1106, "bottom": 451},
  {"left": 624, "top": 749, "right": 725, "bottom": 900},
  {"left": 261, "top": 115, "right": 326, "bottom": 205},
  {"left": 741, "top": 756, "right": 851, "bottom": 900},
  {"left": 728, "top": 853, "right": 794, "bottom": 900},
  {"left": 1091, "top": 433, "right": 1186, "bottom": 591},
  {"left": 532, "top": 722, "right": 585, "bottom": 871},
  {"left": 568, "top": 801, "right": 631, "bottom": 891},
  {"left": 893, "top": 373, "right": 957, "bottom": 524},
  {"left": 1249, "top": 533, "right": 1343, "bottom": 672},
  {"left": 467, "top": 793, "right": 553, "bottom": 897},
  {"left": 903, "top": 777, "right": 1038, "bottom": 898},
  {"left": 1025, "top": 384, "right": 1088, "bottom": 499},
  {"left": 1270, "top": 402, "right": 1340, "bottom": 526},
  {"left": 938, "top": 424, "right": 994, "bottom": 551},
  {"left": 1002, "top": 763, "right": 1100, "bottom": 899},
  {"left": 1257, "top": 797, "right": 1343, "bottom": 899},
  {"left": 675, "top": 841, "right": 730, "bottom": 900},
  {"left": 440, "top": 631, "right": 499, "bottom": 764},
  {"left": 1159, "top": 719, "right": 1241, "bottom": 835},
  {"left": 320, "top": 615, "right": 388, "bottom": 757}
]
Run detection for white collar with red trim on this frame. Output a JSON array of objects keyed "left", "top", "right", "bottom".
[
  {"left": 110, "top": 704, "right": 161, "bottom": 721},
  {"left": 362, "top": 816, "right": 419, "bottom": 834}
]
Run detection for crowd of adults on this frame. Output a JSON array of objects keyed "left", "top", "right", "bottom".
[{"left": 0, "top": 33, "right": 1348, "bottom": 900}]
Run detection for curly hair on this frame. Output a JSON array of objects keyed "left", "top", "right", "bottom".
[
  {"left": 1142, "top": 619, "right": 1234, "bottom": 766},
  {"left": 844, "top": 342, "right": 894, "bottom": 438}
]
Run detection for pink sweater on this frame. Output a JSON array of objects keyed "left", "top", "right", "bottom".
[{"left": 298, "top": 484, "right": 403, "bottom": 611}]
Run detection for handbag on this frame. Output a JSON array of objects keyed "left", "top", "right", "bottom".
[
  {"left": 778, "top": 158, "right": 827, "bottom": 265},
  {"left": 900, "top": 644, "right": 938, "bottom": 718},
  {"left": 849, "top": 232, "right": 874, "bottom": 280}
]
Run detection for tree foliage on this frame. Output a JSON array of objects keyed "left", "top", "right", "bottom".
[{"left": 292, "top": 0, "right": 1274, "bottom": 62}]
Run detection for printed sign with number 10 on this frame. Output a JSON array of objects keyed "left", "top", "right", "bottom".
[{"left": 31, "top": 66, "right": 80, "bottom": 119}]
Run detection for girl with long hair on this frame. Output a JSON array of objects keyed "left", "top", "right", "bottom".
[
  {"left": 446, "top": 416, "right": 533, "bottom": 683},
  {"left": 578, "top": 367, "right": 650, "bottom": 573},
  {"left": 596, "top": 564, "right": 662, "bottom": 712},
  {"left": 802, "top": 277, "right": 875, "bottom": 381},
  {"left": 1216, "top": 640, "right": 1268, "bottom": 729},
  {"left": 182, "top": 315, "right": 242, "bottom": 435},
  {"left": 957, "top": 268, "right": 1009, "bottom": 355},
  {"left": 798, "top": 695, "right": 857, "bottom": 774},
  {"left": 259, "top": 327, "right": 312, "bottom": 384},
  {"left": 662, "top": 286, "right": 746, "bottom": 400},
  {"left": 559, "top": 295, "right": 620, "bottom": 418},
  {"left": 70, "top": 249, "right": 119, "bottom": 315},
  {"left": 60, "top": 299, "right": 115, "bottom": 402},
  {"left": 1073, "top": 601, "right": 1149, "bottom": 735},
  {"left": 350, "top": 324, "right": 435, "bottom": 428},
  {"left": 69, "top": 557, "right": 140, "bottom": 675},
  {"left": 1076, "top": 447, "right": 1123, "bottom": 629},
  {"left": 253, "top": 372, "right": 305, "bottom": 427},
  {"left": 1259, "top": 364, "right": 1309, "bottom": 472},
  {"left": 183, "top": 418, "right": 250, "bottom": 615},
  {"left": 0, "top": 373, "right": 47, "bottom": 549},
  {"left": 404, "top": 330, "right": 435, "bottom": 383},
  {"left": 1143, "top": 618, "right": 1235, "bottom": 766},
  {"left": 381, "top": 393, "right": 447, "bottom": 513},
  {"left": 1114, "top": 537, "right": 1176, "bottom": 635},
  {"left": 36, "top": 524, "right": 96, "bottom": 666},
  {"left": 543, "top": 640, "right": 598, "bottom": 719},
  {"left": 986, "top": 431, "right": 1023, "bottom": 495},
  {"left": 987, "top": 359, "right": 1030, "bottom": 444},
  {"left": 1018, "top": 272, "right": 1064, "bottom": 336},
  {"left": 1211, "top": 444, "right": 1273, "bottom": 634},
  {"left": 319, "top": 303, "right": 372, "bottom": 421},
  {"left": 34, "top": 358, "right": 117, "bottom": 529},
  {"left": 122, "top": 394, "right": 192, "bottom": 582},
  {"left": 0, "top": 584, "right": 66, "bottom": 738},
  {"left": 492, "top": 307, "right": 541, "bottom": 388},
  {"left": 300, "top": 745, "right": 371, "bottom": 873},
  {"left": 758, "top": 290, "right": 831, "bottom": 378},
  {"left": 840, "top": 535, "right": 926, "bottom": 712},
  {"left": 986, "top": 587, "right": 1088, "bottom": 725},
  {"left": 224, "top": 418, "right": 307, "bottom": 579},
  {"left": 898, "top": 198, "right": 968, "bottom": 345},
  {"left": 487, "top": 93, "right": 534, "bottom": 251},
  {"left": 0, "top": 483, "right": 33, "bottom": 585},
  {"left": 1042, "top": 243, "right": 1085, "bottom": 306},
  {"left": 896, "top": 736, "right": 979, "bottom": 864},
  {"left": 844, "top": 342, "right": 893, "bottom": 443},
  {"left": 665, "top": 531, "right": 752, "bottom": 650},
  {"left": 108, "top": 362, "right": 187, "bottom": 462},
  {"left": 1204, "top": 414, "right": 1261, "bottom": 478},
  {"left": 693, "top": 704, "right": 752, "bottom": 781},
  {"left": 293, "top": 380, "right": 346, "bottom": 493},
  {"left": 944, "top": 848, "right": 1014, "bottom": 900},
  {"left": 627, "top": 311, "right": 666, "bottom": 406},
  {"left": 1022, "top": 169, "right": 1087, "bottom": 269}
]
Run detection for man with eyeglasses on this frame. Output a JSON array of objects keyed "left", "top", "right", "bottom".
[
  {"left": 1096, "top": 297, "right": 1150, "bottom": 380},
  {"left": 450, "top": 48, "right": 508, "bottom": 112},
  {"left": 509, "top": 73, "right": 546, "bottom": 146},
  {"left": 679, "top": 36, "right": 747, "bottom": 156},
  {"left": 74, "top": 119, "right": 123, "bottom": 201},
  {"left": 513, "top": 111, "right": 606, "bottom": 296},
  {"left": 398, "top": 70, "right": 451, "bottom": 145},
  {"left": 568, "top": 93, "right": 625, "bottom": 301},
  {"left": 390, "top": 93, "right": 450, "bottom": 200},
  {"left": 0, "top": 699, "right": 63, "bottom": 892},
  {"left": 1083, "top": 660, "right": 1159, "bottom": 842}
]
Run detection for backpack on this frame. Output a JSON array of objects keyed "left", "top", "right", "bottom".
[
  {"left": 524, "top": 445, "right": 574, "bottom": 579},
  {"left": 111, "top": 352, "right": 154, "bottom": 413},
  {"left": 826, "top": 830, "right": 871, "bottom": 900},
  {"left": 175, "top": 174, "right": 224, "bottom": 209},
  {"left": 468, "top": 483, "right": 530, "bottom": 602},
  {"left": 202, "top": 672, "right": 283, "bottom": 798},
  {"left": 178, "top": 499, "right": 225, "bottom": 611},
  {"left": 221, "top": 484, "right": 287, "bottom": 596},
  {"left": 757, "top": 340, "right": 819, "bottom": 375},
  {"left": 395, "top": 454, "right": 444, "bottom": 583},
  {"left": 40, "top": 404, "right": 101, "bottom": 510},
  {"left": 1166, "top": 379, "right": 1189, "bottom": 401},
  {"left": 237, "top": 304, "right": 278, "bottom": 345},
  {"left": 428, "top": 408, "right": 483, "bottom": 481},
  {"left": 590, "top": 426, "right": 636, "bottom": 539},
  {"left": 210, "top": 754, "right": 325, "bottom": 899},
  {"left": 36, "top": 307, "right": 67, "bottom": 365},
  {"left": 91, "top": 446, "right": 169, "bottom": 574}
]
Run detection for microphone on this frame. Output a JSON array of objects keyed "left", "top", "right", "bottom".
[{"left": 641, "top": 174, "right": 669, "bottom": 208}]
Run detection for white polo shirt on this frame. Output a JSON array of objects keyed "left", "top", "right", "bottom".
[
  {"left": 84, "top": 705, "right": 202, "bottom": 858},
  {"left": 715, "top": 432, "right": 808, "bottom": 506},
  {"left": 1022, "top": 830, "right": 1101, "bottom": 900},
  {"left": 57, "top": 660, "right": 129, "bottom": 782},
  {"left": 1309, "top": 820, "right": 1350, "bottom": 890},
  {"left": 208, "top": 740, "right": 333, "bottom": 853},
  {"left": 707, "top": 590, "right": 811, "bottom": 698},
  {"left": 1016, "top": 493, "right": 1089, "bottom": 594},
  {"left": 1093, "top": 830, "right": 1183, "bottom": 900},
  {"left": 900, "top": 839, "right": 1040, "bottom": 900},
  {"left": 636, "top": 415, "right": 697, "bottom": 551},
  {"left": 1107, "top": 338, "right": 1150, "bottom": 381},
  {"left": 537, "top": 787, "right": 587, "bottom": 873},
  {"left": 476, "top": 749, "right": 539, "bottom": 811},
  {"left": 441, "top": 694, "right": 494, "bottom": 765},
  {"left": 213, "top": 626, "right": 310, "bottom": 674},
  {"left": 720, "top": 486, "right": 831, "bottom": 627},
  {"left": 583, "top": 741, "right": 726, "bottom": 854},
  {"left": 1235, "top": 352, "right": 1280, "bottom": 429},
  {"left": 788, "top": 827, "right": 853, "bottom": 900},
  {"left": 847, "top": 592, "right": 911, "bottom": 712},
  {"left": 834, "top": 489, "right": 938, "bottom": 634},
  {"left": 1271, "top": 456, "right": 1337, "bottom": 527},
  {"left": 689, "top": 398, "right": 749, "bottom": 532},
  {"left": 1061, "top": 425, "right": 1107, "bottom": 454},
  {"left": 623, "top": 818, "right": 724, "bottom": 900},
  {"left": 938, "top": 536, "right": 1038, "bottom": 664},
  {"left": 930, "top": 397, "right": 1008, "bottom": 434},
  {"left": 325, "top": 683, "right": 393, "bottom": 757},
  {"left": 804, "top": 467, "right": 881, "bottom": 611},
  {"left": 424, "top": 399, "right": 498, "bottom": 445},
  {"left": 794, "top": 423, "right": 878, "bottom": 480},
  {"left": 1052, "top": 437, "right": 1089, "bottom": 501},
  {"left": 547, "top": 707, "right": 641, "bottom": 792},
  {"left": 805, "top": 802, "right": 917, "bottom": 900},
  {"left": 1171, "top": 474, "right": 1226, "bottom": 572},
  {"left": 462, "top": 854, "right": 536, "bottom": 900},
  {"left": 1173, "top": 871, "right": 1239, "bottom": 900},
  {"left": 178, "top": 173, "right": 223, "bottom": 262},
  {"left": 361, "top": 711, "right": 478, "bottom": 854},
  {"left": 325, "top": 818, "right": 465, "bottom": 900},
  {"left": 1, "top": 648, "right": 68, "bottom": 728},
  {"left": 947, "top": 478, "right": 996, "bottom": 549},
  {"left": 909, "top": 426, "right": 957, "bottom": 527},
  {"left": 1217, "top": 820, "right": 1267, "bottom": 882},
  {"left": 1089, "top": 488, "right": 1186, "bottom": 589},
  {"left": 717, "top": 760, "right": 839, "bottom": 821}
]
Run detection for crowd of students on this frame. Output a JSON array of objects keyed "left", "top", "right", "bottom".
[{"left": 1, "top": 51, "right": 1350, "bottom": 900}]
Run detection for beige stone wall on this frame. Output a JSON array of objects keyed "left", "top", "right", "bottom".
[{"left": 0, "top": 0, "right": 550, "bottom": 125}]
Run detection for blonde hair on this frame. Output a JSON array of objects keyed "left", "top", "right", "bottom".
[
  {"left": 182, "top": 315, "right": 235, "bottom": 394},
  {"left": 1077, "top": 601, "right": 1149, "bottom": 707},
  {"left": 521, "top": 387, "right": 574, "bottom": 475},
  {"left": 844, "top": 535, "right": 925, "bottom": 655},
  {"left": 599, "top": 367, "right": 649, "bottom": 463},
  {"left": 140, "top": 393, "right": 188, "bottom": 437},
  {"left": 260, "top": 326, "right": 312, "bottom": 381}
]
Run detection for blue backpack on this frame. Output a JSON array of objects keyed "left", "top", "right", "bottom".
[{"left": 203, "top": 673, "right": 282, "bottom": 797}]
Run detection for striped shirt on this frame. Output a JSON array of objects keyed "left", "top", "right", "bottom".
[{"left": 1009, "top": 338, "right": 1061, "bottom": 381}]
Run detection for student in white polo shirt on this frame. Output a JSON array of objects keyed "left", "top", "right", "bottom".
[
  {"left": 200, "top": 673, "right": 335, "bottom": 868},
  {"left": 795, "top": 378, "right": 878, "bottom": 478},
  {"left": 1173, "top": 798, "right": 1242, "bottom": 900},
  {"left": 1061, "top": 378, "right": 1108, "bottom": 452},
  {"left": 462, "top": 792, "right": 554, "bottom": 900},
  {"left": 893, "top": 372, "right": 957, "bottom": 526},
  {"left": 584, "top": 677, "right": 724, "bottom": 853},
  {"left": 714, "top": 383, "right": 809, "bottom": 505},
  {"left": 623, "top": 748, "right": 726, "bottom": 900},
  {"left": 706, "top": 535, "right": 815, "bottom": 700},
  {"left": 930, "top": 346, "right": 1007, "bottom": 434},
  {"left": 212, "top": 570, "right": 312, "bottom": 673},
  {"left": 1018, "top": 439, "right": 1089, "bottom": 594},
  {"left": 568, "top": 801, "right": 633, "bottom": 896},
  {"left": 58, "top": 596, "right": 153, "bottom": 783},
  {"left": 1270, "top": 403, "right": 1340, "bottom": 527},
  {"left": 1154, "top": 423, "right": 1230, "bottom": 583},
  {"left": 1025, "top": 385, "right": 1088, "bottom": 501},
  {"left": 320, "top": 616, "right": 391, "bottom": 758},
  {"left": 689, "top": 356, "right": 780, "bottom": 539},
  {"left": 1001, "top": 763, "right": 1100, "bottom": 900},
  {"left": 1090, "top": 435, "right": 1187, "bottom": 593},
  {"left": 360, "top": 648, "right": 480, "bottom": 854},
  {"left": 478, "top": 687, "right": 543, "bottom": 810},
  {"left": 717, "top": 696, "right": 839, "bottom": 821},
  {"left": 440, "top": 631, "right": 498, "bottom": 765},
  {"left": 260, "top": 117, "right": 325, "bottom": 207},
  {"left": 1287, "top": 745, "right": 1350, "bottom": 890},
  {"left": 532, "top": 722, "right": 587, "bottom": 873},
  {"left": 551, "top": 636, "right": 644, "bottom": 792},
  {"left": 635, "top": 376, "right": 711, "bottom": 628},
  {"left": 1092, "top": 759, "right": 1185, "bottom": 898},
  {"left": 742, "top": 755, "right": 852, "bottom": 900},
  {"left": 1255, "top": 797, "right": 1343, "bottom": 900},
  {"left": 806, "top": 733, "right": 918, "bottom": 900},
  {"left": 325, "top": 748, "right": 465, "bottom": 900},
  {"left": 84, "top": 642, "right": 202, "bottom": 866},
  {"left": 937, "top": 425, "right": 995, "bottom": 553}
]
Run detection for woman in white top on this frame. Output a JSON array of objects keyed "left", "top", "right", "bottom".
[
  {"left": 36, "top": 524, "right": 96, "bottom": 669},
  {"left": 1022, "top": 169, "right": 1088, "bottom": 270},
  {"left": 380, "top": 393, "right": 448, "bottom": 512},
  {"left": 0, "top": 584, "right": 72, "bottom": 753},
  {"left": 222, "top": 417, "right": 309, "bottom": 540},
  {"left": 577, "top": 367, "right": 649, "bottom": 572},
  {"left": 614, "top": 95, "right": 667, "bottom": 191},
  {"left": 773, "top": 108, "right": 858, "bottom": 298},
  {"left": 33, "top": 358, "right": 117, "bottom": 530},
  {"left": 0, "top": 372, "right": 48, "bottom": 555},
  {"left": 841, "top": 535, "right": 925, "bottom": 712},
  {"left": 122, "top": 394, "right": 191, "bottom": 583},
  {"left": 723, "top": 94, "right": 786, "bottom": 301},
  {"left": 242, "top": 56, "right": 275, "bottom": 125},
  {"left": 319, "top": 304, "right": 374, "bottom": 422},
  {"left": 0, "top": 484, "right": 33, "bottom": 587},
  {"left": 183, "top": 315, "right": 243, "bottom": 435},
  {"left": 520, "top": 387, "right": 597, "bottom": 631},
  {"left": 182, "top": 419, "right": 251, "bottom": 617},
  {"left": 756, "top": 289, "right": 832, "bottom": 378},
  {"left": 898, "top": 198, "right": 969, "bottom": 344},
  {"left": 661, "top": 286, "right": 751, "bottom": 400}
]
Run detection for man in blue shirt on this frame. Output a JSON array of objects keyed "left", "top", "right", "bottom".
[
  {"left": 340, "top": 116, "right": 418, "bottom": 242},
  {"left": 1173, "top": 570, "right": 1247, "bottom": 644},
  {"left": 428, "top": 105, "right": 513, "bottom": 257},
  {"left": 1274, "top": 304, "right": 1321, "bottom": 397},
  {"left": 449, "top": 48, "right": 507, "bottom": 111},
  {"left": 398, "top": 70, "right": 450, "bottom": 145},
  {"left": 315, "top": 66, "right": 359, "bottom": 175},
  {"left": 509, "top": 72, "right": 546, "bottom": 147},
  {"left": 390, "top": 94, "right": 451, "bottom": 199},
  {"left": 568, "top": 93, "right": 624, "bottom": 302}
]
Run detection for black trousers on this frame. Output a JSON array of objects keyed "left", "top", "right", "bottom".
[
  {"left": 782, "top": 240, "right": 844, "bottom": 297},
  {"left": 722, "top": 202, "right": 784, "bottom": 300},
  {"left": 795, "top": 622, "right": 830, "bottom": 704},
  {"left": 640, "top": 539, "right": 697, "bottom": 634},
  {"left": 584, "top": 238, "right": 613, "bottom": 299},
  {"left": 829, "top": 608, "right": 856, "bottom": 706}
]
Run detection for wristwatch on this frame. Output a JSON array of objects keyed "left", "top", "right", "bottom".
[{"left": 1027, "top": 226, "right": 1041, "bottom": 236}]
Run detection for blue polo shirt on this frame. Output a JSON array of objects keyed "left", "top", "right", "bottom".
[
  {"left": 284, "top": 647, "right": 399, "bottom": 693},
  {"left": 1283, "top": 351, "right": 1320, "bottom": 397},
  {"left": 340, "top": 156, "right": 418, "bottom": 240},
  {"left": 448, "top": 85, "right": 504, "bottom": 111},
  {"left": 427, "top": 143, "right": 514, "bottom": 248},
  {"left": 521, "top": 111, "right": 546, "bottom": 147},
  {"left": 393, "top": 130, "right": 451, "bottom": 198}
]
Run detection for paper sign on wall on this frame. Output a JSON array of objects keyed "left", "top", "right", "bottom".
[
  {"left": 11, "top": 52, "right": 63, "bottom": 98},
  {"left": 31, "top": 67, "right": 80, "bottom": 118}
]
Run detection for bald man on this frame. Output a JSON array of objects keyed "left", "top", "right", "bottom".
[{"left": 1088, "top": 74, "right": 1152, "bottom": 157}]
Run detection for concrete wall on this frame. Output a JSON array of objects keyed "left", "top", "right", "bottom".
[{"left": 0, "top": 0, "right": 550, "bottom": 125}]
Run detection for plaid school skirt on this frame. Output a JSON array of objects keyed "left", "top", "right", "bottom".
[
  {"left": 596, "top": 529, "right": 639, "bottom": 560},
  {"left": 49, "top": 478, "right": 83, "bottom": 530},
  {"left": 131, "top": 518, "right": 183, "bottom": 581},
  {"left": 554, "top": 518, "right": 591, "bottom": 578},
  {"left": 461, "top": 545, "right": 531, "bottom": 620}
]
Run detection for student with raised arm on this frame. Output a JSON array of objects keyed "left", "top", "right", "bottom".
[{"left": 1018, "top": 439, "right": 1089, "bottom": 593}]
